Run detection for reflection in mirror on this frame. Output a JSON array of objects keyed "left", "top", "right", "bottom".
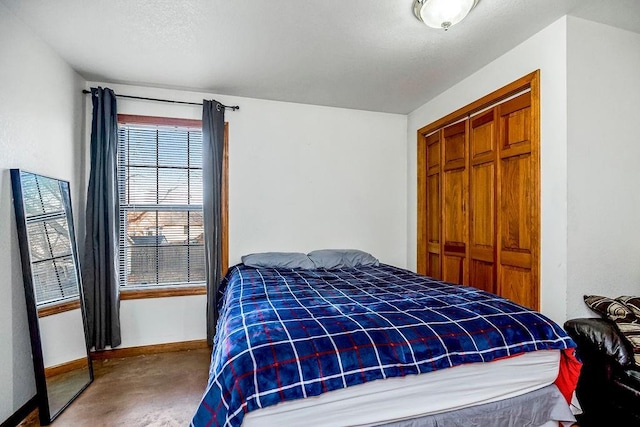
[{"left": 11, "top": 169, "right": 93, "bottom": 425}]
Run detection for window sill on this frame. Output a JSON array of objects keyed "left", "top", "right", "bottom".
[
  {"left": 119, "top": 285, "right": 206, "bottom": 300},
  {"left": 38, "top": 299, "right": 81, "bottom": 318}
]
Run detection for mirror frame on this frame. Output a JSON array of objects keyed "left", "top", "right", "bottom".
[{"left": 10, "top": 169, "right": 93, "bottom": 425}]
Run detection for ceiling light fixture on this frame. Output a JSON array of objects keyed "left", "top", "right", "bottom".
[{"left": 413, "top": 0, "right": 478, "bottom": 31}]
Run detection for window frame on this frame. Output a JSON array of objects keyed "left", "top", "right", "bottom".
[
  {"left": 116, "top": 114, "right": 228, "bottom": 300},
  {"left": 38, "top": 299, "right": 81, "bottom": 317}
]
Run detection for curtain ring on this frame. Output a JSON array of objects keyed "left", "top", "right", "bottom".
[{"left": 216, "top": 103, "right": 222, "bottom": 112}]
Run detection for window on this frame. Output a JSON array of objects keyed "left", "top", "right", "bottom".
[
  {"left": 22, "top": 173, "right": 80, "bottom": 306},
  {"left": 117, "top": 115, "right": 215, "bottom": 296}
]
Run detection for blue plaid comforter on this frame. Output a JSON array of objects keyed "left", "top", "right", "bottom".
[{"left": 191, "top": 264, "right": 575, "bottom": 427}]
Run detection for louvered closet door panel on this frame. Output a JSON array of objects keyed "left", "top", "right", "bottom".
[
  {"left": 442, "top": 122, "right": 468, "bottom": 285},
  {"left": 425, "top": 131, "right": 442, "bottom": 279},
  {"left": 469, "top": 110, "right": 496, "bottom": 293},
  {"left": 497, "top": 92, "right": 539, "bottom": 309}
]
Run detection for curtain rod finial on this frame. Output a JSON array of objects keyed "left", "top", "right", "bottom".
[{"left": 216, "top": 103, "right": 240, "bottom": 112}]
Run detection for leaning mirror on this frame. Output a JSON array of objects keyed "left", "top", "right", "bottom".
[{"left": 10, "top": 169, "right": 93, "bottom": 425}]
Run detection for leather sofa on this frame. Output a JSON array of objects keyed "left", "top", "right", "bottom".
[{"left": 564, "top": 318, "right": 640, "bottom": 425}]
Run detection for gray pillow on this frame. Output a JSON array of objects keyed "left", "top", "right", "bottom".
[
  {"left": 241, "top": 252, "right": 315, "bottom": 269},
  {"left": 307, "top": 249, "right": 379, "bottom": 269}
]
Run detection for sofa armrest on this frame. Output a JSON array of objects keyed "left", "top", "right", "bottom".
[{"left": 564, "top": 318, "right": 634, "bottom": 367}]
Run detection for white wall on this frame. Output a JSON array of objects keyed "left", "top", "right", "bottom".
[
  {"left": 39, "top": 309, "right": 87, "bottom": 367},
  {"left": 0, "top": 2, "right": 85, "bottom": 421},
  {"left": 119, "top": 297, "right": 207, "bottom": 347},
  {"left": 406, "top": 17, "right": 569, "bottom": 324},
  {"left": 566, "top": 17, "right": 640, "bottom": 319},
  {"left": 86, "top": 82, "right": 408, "bottom": 348}
]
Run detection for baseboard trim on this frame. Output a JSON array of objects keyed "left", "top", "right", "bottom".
[
  {"left": 1, "top": 395, "right": 38, "bottom": 427},
  {"left": 90, "top": 339, "right": 209, "bottom": 360},
  {"left": 45, "top": 357, "right": 89, "bottom": 378}
]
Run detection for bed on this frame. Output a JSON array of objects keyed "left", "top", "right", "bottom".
[{"left": 191, "top": 258, "right": 579, "bottom": 427}]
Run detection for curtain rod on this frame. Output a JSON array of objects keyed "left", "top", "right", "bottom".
[{"left": 82, "top": 89, "right": 239, "bottom": 111}]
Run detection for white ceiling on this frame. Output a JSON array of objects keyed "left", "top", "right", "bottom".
[{"left": 2, "top": 0, "right": 639, "bottom": 114}]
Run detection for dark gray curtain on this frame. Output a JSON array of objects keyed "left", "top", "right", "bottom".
[
  {"left": 83, "top": 87, "right": 121, "bottom": 350},
  {"left": 202, "top": 100, "right": 225, "bottom": 345}
]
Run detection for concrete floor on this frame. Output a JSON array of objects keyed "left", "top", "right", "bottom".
[
  {"left": 22, "top": 348, "right": 211, "bottom": 427},
  {"left": 46, "top": 365, "right": 91, "bottom": 417},
  {"left": 20, "top": 348, "right": 582, "bottom": 426}
]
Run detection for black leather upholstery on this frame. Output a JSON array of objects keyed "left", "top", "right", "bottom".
[
  {"left": 565, "top": 318, "right": 634, "bottom": 366},
  {"left": 564, "top": 318, "right": 640, "bottom": 426},
  {"left": 618, "top": 367, "right": 640, "bottom": 388}
]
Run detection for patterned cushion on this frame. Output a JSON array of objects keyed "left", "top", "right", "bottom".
[
  {"left": 614, "top": 322, "right": 640, "bottom": 367},
  {"left": 584, "top": 295, "right": 640, "bottom": 367},
  {"left": 584, "top": 295, "right": 636, "bottom": 322},
  {"left": 617, "top": 296, "right": 640, "bottom": 319}
]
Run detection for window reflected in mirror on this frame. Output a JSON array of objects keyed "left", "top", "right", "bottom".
[{"left": 22, "top": 173, "right": 80, "bottom": 309}]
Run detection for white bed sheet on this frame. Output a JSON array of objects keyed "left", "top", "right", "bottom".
[{"left": 244, "top": 349, "right": 561, "bottom": 427}]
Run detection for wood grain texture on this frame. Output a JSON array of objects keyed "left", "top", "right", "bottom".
[
  {"left": 496, "top": 88, "right": 539, "bottom": 310},
  {"left": 469, "top": 109, "right": 497, "bottom": 293},
  {"left": 416, "top": 71, "right": 539, "bottom": 138},
  {"left": 426, "top": 131, "right": 442, "bottom": 279},
  {"left": 37, "top": 299, "right": 81, "bottom": 318},
  {"left": 442, "top": 122, "right": 468, "bottom": 285},
  {"left": 119, "top": 286, "right": 206, "bottom": 300},
  {"left": 416, "top": 71, "right": 540, "bottom": 309},
  {"left": 530, "top": 71, "right": 541, "bottom": 311},
  {"left": 44, "top": 357, "right": 89, "bottom": 379},
  {"left": 417, "top": 132, "right": 428, "bottom": 274},
  {"left": 117, "top": 114, "right": 202, "bottom": 128},
  {"left": 221, "top": 122, "right": 230, "bottom": 277}
]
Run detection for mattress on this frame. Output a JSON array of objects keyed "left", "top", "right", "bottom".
[{"left": 244, "top": 349, "right": 561, "bottom": 426}]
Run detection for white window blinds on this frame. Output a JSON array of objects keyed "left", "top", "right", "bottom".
[
  {"left": 117, "top": 121, "right": 205, "bottom": 288},
  {"left": 22, "top": 173, "right": 80, "bottom": 305}
]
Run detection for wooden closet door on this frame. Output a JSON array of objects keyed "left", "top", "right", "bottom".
[
  {"left": 424, "top": 131, "right": 442, "bottom": 279},
  {"left": 469, "top": 110, "right": 497, "bottom": 293},
  {"left": 442, "top": 122, "right": 468, "bottom": 285},
  {"left": 497, "top": 91, "right": 539, "bottom": 309}
]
